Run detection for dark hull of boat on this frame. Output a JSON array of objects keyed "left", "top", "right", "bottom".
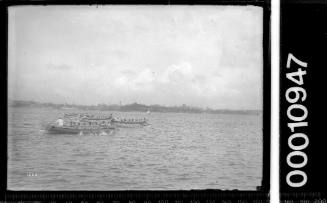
[
  {"left": 46, "top": 125, "right": 115, "bottom": 134},
  {"left": 112, "top": 122, "right": 149, "bottom": 128}
]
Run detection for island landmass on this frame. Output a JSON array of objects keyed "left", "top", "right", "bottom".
[{"left": 9, "top": 100, "right": 262, "bottom": 115}]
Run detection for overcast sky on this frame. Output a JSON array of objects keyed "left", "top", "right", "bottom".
[{"left": 8, "top": 5, "right": 263, "bottom": 110}]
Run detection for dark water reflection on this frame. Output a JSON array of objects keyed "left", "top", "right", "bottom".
[{"left": 8, "top": 107, "right": 262, "bottom": 190}]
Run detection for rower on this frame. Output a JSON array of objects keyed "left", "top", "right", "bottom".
[{"left": 55, "top": 119, "right": 64, "bottom": 127}]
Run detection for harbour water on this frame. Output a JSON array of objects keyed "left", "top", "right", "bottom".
[{"left": 8, "top": 107, "right": 262, "bottom": 190}]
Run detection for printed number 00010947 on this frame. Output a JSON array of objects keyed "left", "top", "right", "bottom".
[{"left": 285, "top": 53, "right": 309, "bottom": 188}]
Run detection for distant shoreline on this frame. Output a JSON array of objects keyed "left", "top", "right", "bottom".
[{"left": 8, "top": 100, "right": 262, "bottom": 115}]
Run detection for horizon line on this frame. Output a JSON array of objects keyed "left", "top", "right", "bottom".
[{"left": 8, "top": 99, "right": 262, "bottom": 112}]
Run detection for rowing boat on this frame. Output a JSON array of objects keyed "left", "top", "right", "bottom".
[{"left": 46, "top": 113, "right": 149, "bottom": 134}]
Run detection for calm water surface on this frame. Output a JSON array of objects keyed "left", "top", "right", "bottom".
[{"left": 8, "top": 107, "right": 262, "bottom": 190}]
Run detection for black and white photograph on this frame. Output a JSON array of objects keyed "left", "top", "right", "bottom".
[{"left": 7, "top": 5, "right": 264, "bottom": 191}]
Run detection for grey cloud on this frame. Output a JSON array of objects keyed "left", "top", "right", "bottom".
[
  {"left": 9, "top": 6, "right": 263, "bottom": 110},
  {"left": 47, "top": 63, "right": 73, "bottom": 70}
]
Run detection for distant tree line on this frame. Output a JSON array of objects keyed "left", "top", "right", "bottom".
[{"left": 9, "top": 100, "right": 262, "bottom": 115}]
